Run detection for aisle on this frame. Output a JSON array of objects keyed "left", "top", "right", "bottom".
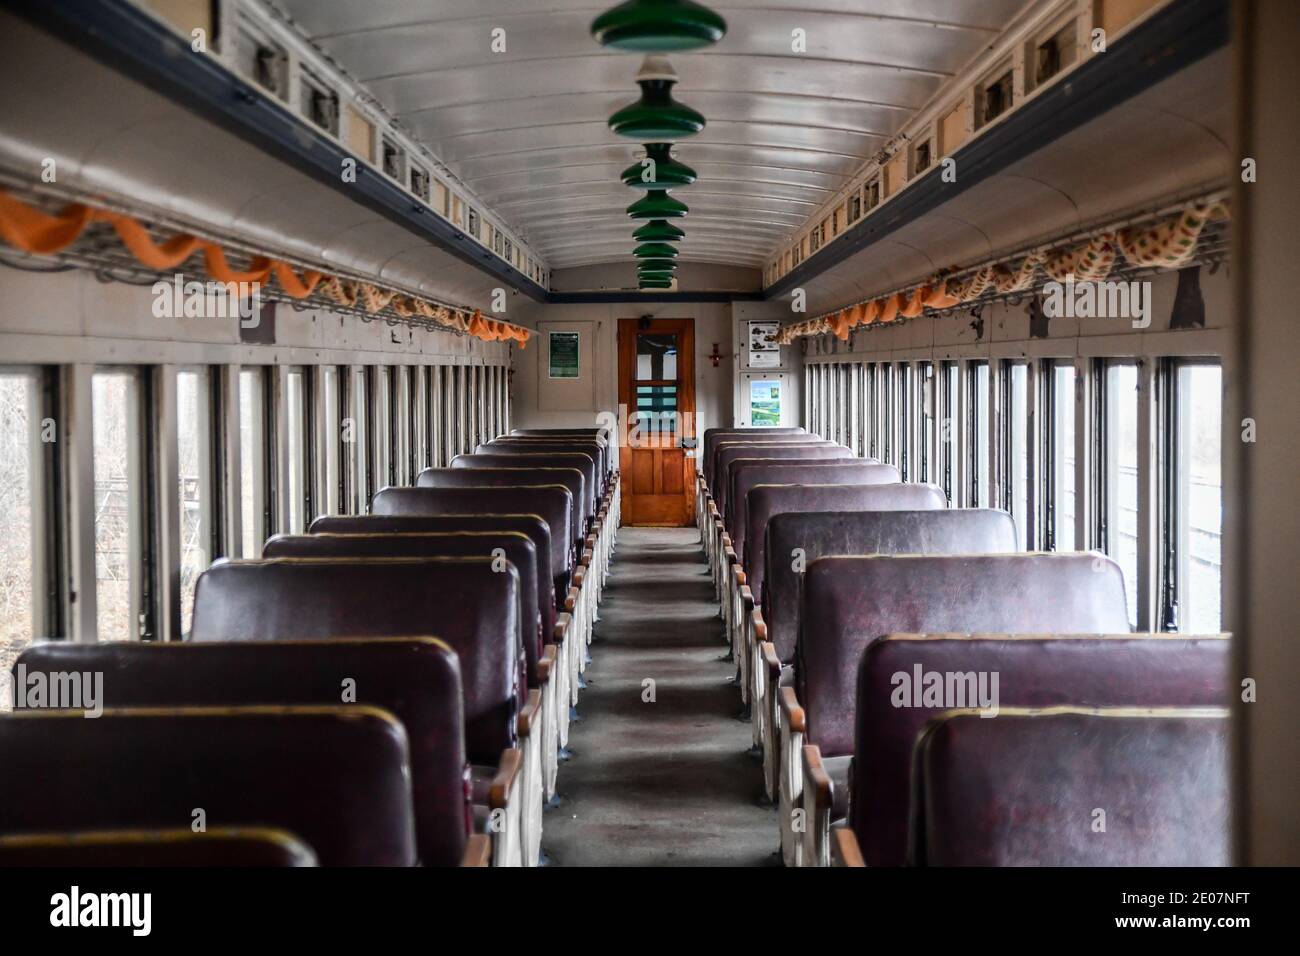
[{"left": 542, "top": 527, "right": 775, "bottom": 866}]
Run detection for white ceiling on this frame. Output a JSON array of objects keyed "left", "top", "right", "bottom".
[{"left": 272, "top": 0, "right": 1029, "bottom": 270}]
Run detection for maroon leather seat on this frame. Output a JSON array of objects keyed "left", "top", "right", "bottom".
[
  {"left": 264, "top": 532, "right": 539, "bottom": 692},
  {"left": 372, "top": 487, "right": 574, "bottom": 599},
  {"left": 797, "top": 553, "right": 1131, "bottom": 762},
  {"left": 702, "top": 427, "right": 807, "bottom": 488},
  {"left": 191, "top": 557, "right": 519, "bottom": 766},
  {"left": 909, "top": 709, "right": 1230, "bottom": 866},
  {"left": 762, "top": 509, "right": 1015, "bottom": 667},
  {"left": 0, "top": 828, "right": 319, "bottom": 867},
  {"left": 728, "top": 461, "right": 896, "bottom": 570},
  {"left": 481, "top": 439, "right": 611, "bottom": 486},
  {"left": 418, "top": 468, "right": 587, "bottom": 543},
  {"left": 16, "top": 638, "right": 472, "bottom": 867},
  {"left": 455, "top": 453, "right": 598, "bottom": 515},
  {"left": 714, "top": 443, "right": 847, "bottom": 518},
  {"left": 0, "top": 707, "right": 416, "bottom": 866},
  {"left": 747, "top": 483, "right": 948, "bottom": 610},
  {"left": 852, "top": 633, "right": 1229, "bottom": 865},
  {"left": 309, "top": 514, "right": 555, "bottom": 634}
]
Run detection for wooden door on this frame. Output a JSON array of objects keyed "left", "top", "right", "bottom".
[{"left": 617, "top": 318, "right": 695, "bottom": 526}]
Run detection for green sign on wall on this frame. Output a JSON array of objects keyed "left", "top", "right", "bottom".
[{"left": 549, "top": 331, "right": 580, "bottom": 379}]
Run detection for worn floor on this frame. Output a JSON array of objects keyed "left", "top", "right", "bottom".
[{"left": 542, "top": 527, "right": 777, "bottom": 866}]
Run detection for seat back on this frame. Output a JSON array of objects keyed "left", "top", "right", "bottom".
[
  {"left": 728, "top": 460, "right": 896, "bottom": 564},
  {"left": 418, "top": 468, "right": 587, "bottom": 542},
  {"left": 372, "top": 486, "right": 574, "bottom": 593},
  {"left": 308, "top": 513, "right": 554, "bottom": 629},
  {"left": 702, "top": 428, "right": 806, "bottom": 486},
  {"left": 0, "top": 827, "right": 318, "bottom": 867},
  {"left": 16, "top": 638, "right": 470, "bottom": 867},
  {"left": 190, "top": 557, "right": 519, "bottom": 764},
  {"left": 855, "top": 633, "right": 1230, "bottom": 865},
  {"left": 455, "top": 453, "right": 598, "bottom": 514},
  {"left": 264, "top": 532, "right": 538, "bottom": 689},
  {"left": 909, "top": 708, "right": 1230, "bottom": 866},
  {"left": 763, "top": 509, "right": 1016, "bottom": 662},
  {"left": 480, "top": 439, "right": 610, "bottom": 482},
  {"left": 715, "top": 443, "right": 848, "bottom": 518},
  {"left": 0, "top": 707, "right": 416, "bottom": 866},
  {"left": 798, "top": 552, "right": 1131, "bottom": 755},
  {"left": 747, "top": 483, "right": 948, "bottom": 608}
]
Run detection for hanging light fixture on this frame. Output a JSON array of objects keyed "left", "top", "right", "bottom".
[
  {"left": 640, "top": 279, "right": 674, "bottom": 290},
  {"left": 633, "top": 219, "right": 686, "bottom": 243},
  {"left": 637, "top": 259, "right": 678, "bottom": 272},
  {"left": 622, "top": 143, "right": 697, "bottom": 189},
  {"left": 627, "top": 189, "right": 688, "bottom": 219},
  {"left": 592, "top": 0, "right": 726, "bottom": 52},
  {"left": 633, "top": 242, "right": 679, "bottom": 259},
  {"left": 609, "top": 56, "right": 704, "bottom": 139}
]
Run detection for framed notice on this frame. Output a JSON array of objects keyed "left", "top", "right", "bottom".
[
  {"left": 749, "top": 380, "right": 782, "bottom": 427},
  {"left": 548, "top": 331, "right": 580, "bottom": 379}
]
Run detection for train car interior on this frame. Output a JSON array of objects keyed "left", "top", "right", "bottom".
[{"left": 0, "top": 0, "right": 1295, "bottom": 904}]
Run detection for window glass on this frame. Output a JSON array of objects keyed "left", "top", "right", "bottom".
[
  {"left": 970, "top": 362, "right": 990, "bottom": 507},
  {"left": 412, "top": 365, "right": 428, "bottom": 473},
  {"left": 897, "top": 364, "right": 913, "bottom": 480},
  {"left": 286, "top": 368, "right": 307, "bottom": 534},
  {"left": 1173, "top": 363, "right": 1222, "bottom": 632},
  {"left": 374, "top": 366, "right": 392, "bottom": 488},
  {"left": 239, "top": 369, "right": 267, "bottom": 555},
  {"left": 918, "top": 363, "right": 935, "bottom": 483},
  {"left": 321, "top": 366, "right": 341, "bottom": 515},
  {"left": 350, "top": 367, "right": 370, "bottom": 513},
  {"left": 1050, "top": 363, "right": 1076, "bottom": 550},
  {"left": 1103, "top": 362, "right": 1141, "bottom": 625},
  {"left": 0, "top": 370, "right": 41, "bottom": 709},
  {"left": 940, "top": 362, "right": 958, "bottom": 501},
  {"left": 1004, "top": 363, "right": 1030, "bottom": 545},
  {"left": 393, "top": 367, "right": 411, "bottom": 486},
  {"left": 93, "top": 370, "right": 143, "bottom": 641},
  {"left": 176, "top": 369, "right": 212, "bottom": 635},
  {"left": 879, "top": 364, "right": 893, "bottom": 465}
]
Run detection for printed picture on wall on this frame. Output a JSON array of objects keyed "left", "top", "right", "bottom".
[
  {"left": 549, "top": 331, "right": 580, "bottom": 379},
  {"left": 750, "top": 380, "right": 781, "bottom": 427}
]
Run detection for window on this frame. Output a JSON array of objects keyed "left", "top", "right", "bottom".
[
  {"left": 1044, "top": 361, "right": 1077, "bottom": 551},
  {"left": 878, "top": 364, "right": 894, "bottom": 466},
  {"left": 393, "top": 367, "right": 411, "bottom": 486},
  {"left": 969, "top": 361, "right": 990, "bottom": 507},
  {"left": 1163, "top": 361, "right": 1222, "bottom": 632},
  {"left": 918, "top": 362, "right": 935, "bottom": 483},
  {"left": 285, "top": 368, "right": 310, "bottom": 534},
  {"left": 239, "top": 368, "right": 270, "bottom": 555},
  {"left": 865, "top": 176, "right": 881, "bottom": 211},
  {"left": 348, "top": 366, "right": 370, "bottom": 514},
  {"left": 176, "top": 369, "right": 214, "bottom": 634},
  {"left": 412, "top": 366, "right": 428, "bottom": 475},
  {"left": 0, "top": 369, "right": 48, "bottom": 706},
  {"left": 1097, "top": 361, "right": 1141, "bottom": 626},
  {"left": 897, "top": 364, "right": 913, "bottom": 480},
  {"left": 1032, "top": 21, "right": 1077, "bottom": 89},
  {"left": 1002, "top": 362, "right": 1031, "bottom": 546},
  {"left": 981, "top": 68, "right": 1014, "bottom": 125},
  {"left": 848, "top": 192, "right": 862, "bottom": 224},
  {"left": 914, "top": 139, "right": 932, "bottom": 174},
  {"left": 92, "top": 369, "right": 148, "bottom": 641},
  {"left": 381, "top": 137, "right": 405, "bottom": 182},
  {"left": 319, "top": 366, "right": 342, "bottom": 516},
  {"left": 939, "top": 362, "right": 959, "bottom": 503},
  {"left": 862, "top": 364, "right": 877, "bottom": 458},
  {"left": 372, "top": 366, "right": 393, "bottom": 488},
  {"left": 300, "top": 68, "right": 339, "bottom": 136}
]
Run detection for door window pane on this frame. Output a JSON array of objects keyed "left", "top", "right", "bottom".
[
  {"left": 1174, "top": 363, "right": 1222, "bottom": 632},
  {"left": 239, "top": 369, "right": 267, "bottom": 556},
  {"left": 0, "top": 371, "right": 41, "bottom": 709},
  {"left": 1050, "top": 363, "right": 1076, "bottom": 550},
  {"left": 176, "top": 369, "right": 212, "bottom": 634},
  {"left": 93, "top": 370, "right": 143, "bottom": 641},
  {"left": 1103, "top": 362, "right": 1140, "bottom": 625}
]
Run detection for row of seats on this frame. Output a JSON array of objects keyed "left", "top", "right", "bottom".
[
  {"left": 695, "top": 426, "right": 1230, "bottom": 867},
  {"left": 1, "top": 427, "right": 620, "bottom": 867}
]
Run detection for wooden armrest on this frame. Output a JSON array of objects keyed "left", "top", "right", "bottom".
[
  {"left": 732, "top": 564, "right": 746, "bottom": 588},
  {"left": 573, "top": 566, "right": 586, "bottom": 588},
  {"left": 740, "top": 585, "right": 754, "bottom": 610},
  {"left": 565, "top": 587, "right": 578, "bottom": 613},
  {"left": 461, "top": 833, "right": 492, "bottom": 867},
  {"left": 582, "top": 547, "right": 594, "bottom": 565},
  {"left": 518, "top": 689, "right": 543, "bottom": 738},
  {"left": 803, "top": 744, "right": 832, "bottom": 805},
  {"left": 752, "top": 608, "right": 767, "bottom": 643},
  {"left": 489, "top": 748, "right": 523, "bottom": 809},
  {"left": 538, "top": 643, "right": 558, "bottom": 682},
  {"left": 832, "top": 828, "right": 866, "bottom": 868},
  {"left": 553, "top": 613, "right": 572, "bottom": 643},
  {"left": 585, "top": 533, "right": 597, "bottom": 551},
  {"left": 760, "top": 641, "right": 781, "bottom": 673},
  {"left": 779, "top": 686, "right": 805, "bottom": 734}
]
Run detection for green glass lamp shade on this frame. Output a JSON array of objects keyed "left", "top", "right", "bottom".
[
  {"left": 633, "top": 219, "right": 686, "bottom": 242},
  {"left": 592, "top": 0, "right": 726, "bottom": 52},
  {"left": 637, "top": 270, "right": 677, "bottom": 283},
  {"left": 639, "top": 278, "right": 675, "bottom": 289},
  {"left": 637, "top": 259, "right": 678, "bottom": 272},
  {"left": 633, "top": 242, "right": 679, "bottom": 259},
  {"left": 627, "top": 190, "right": 688, "bottom": 219},
  {"left": 622, "top": 143, "right": 698, "bottom": 189},
  {"left": 609, "top": 81, "right": 705, "bottom": 139}
]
